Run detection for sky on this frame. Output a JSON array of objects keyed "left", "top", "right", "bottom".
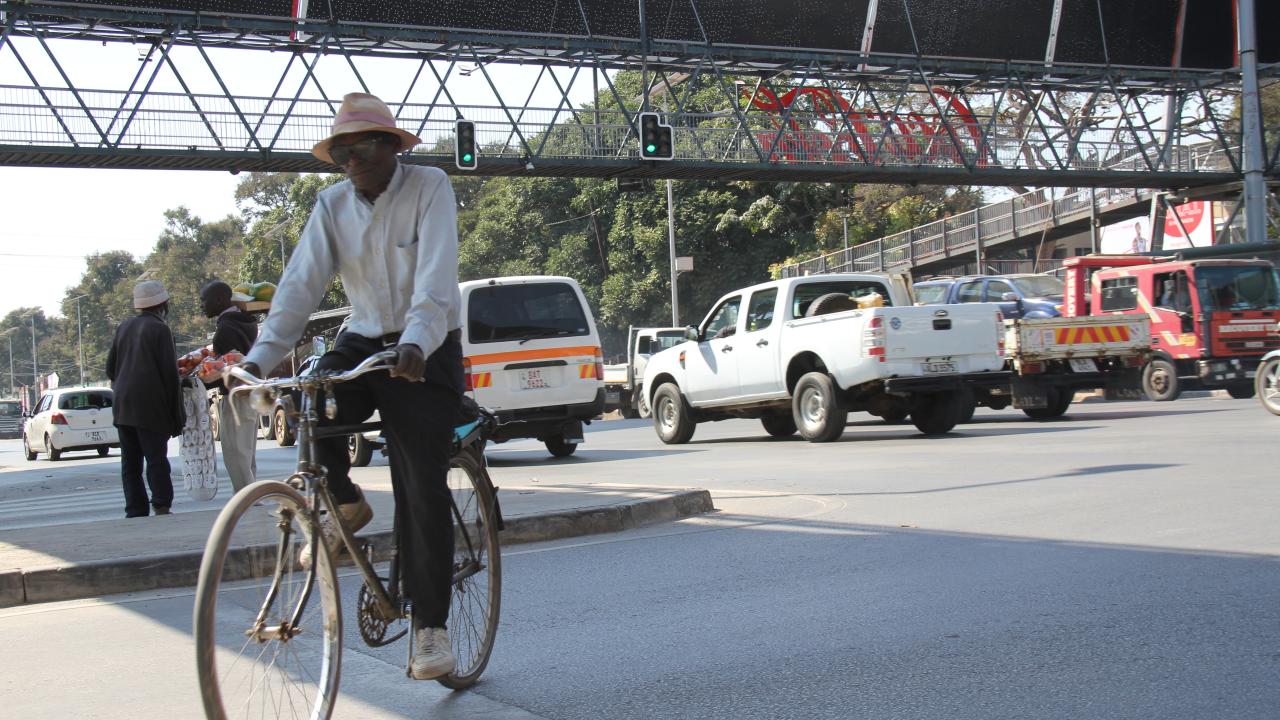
[
  {"left": 1, "top": 35, "right": 597, "bottom": 320},
  {"left": 0, "top": 166, "right": 242, "bottom": 318}
]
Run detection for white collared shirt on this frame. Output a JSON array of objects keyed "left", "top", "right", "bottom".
[{"left": 246, "top": 163, "right": 462, "bottom": 373}]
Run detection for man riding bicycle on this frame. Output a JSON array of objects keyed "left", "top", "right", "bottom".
[{"left": 232, "top": 92, "right": 464, "bottom": 680}]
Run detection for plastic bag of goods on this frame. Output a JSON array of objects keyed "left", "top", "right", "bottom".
[{"left": 180, "top": 377, "right": 219, "bottom": 501}]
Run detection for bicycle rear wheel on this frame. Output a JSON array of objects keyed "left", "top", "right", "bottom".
[
  {"left": 438, "top": 448, "right": 502, "bottom": 689},
  {"left": 194, "top": 480, "right": 343, "bottom": 720}
]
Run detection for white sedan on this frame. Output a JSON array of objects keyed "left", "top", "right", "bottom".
[{"left": 23, "top": 387, "right": 119, "bottom": 461}]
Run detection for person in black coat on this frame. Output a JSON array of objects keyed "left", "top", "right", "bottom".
[
  {"left": 106, "top": 280, "right": 184, "bottom": 518},
  {"left": 200, "top": 280, "right": 259, "bottom": 491}
]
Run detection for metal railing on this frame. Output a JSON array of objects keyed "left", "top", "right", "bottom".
[
  {"left": 0, "top": 83, "right": 1239, "bottom": 178},
  {"left": 777, "top": 183, "right": 1159, "bottom": 278}
]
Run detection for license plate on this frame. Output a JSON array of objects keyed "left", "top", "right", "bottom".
[
  {"left": 1069, "top": 358, "right": 1098, "bottom": 373},
  {"left": 519, "top": 369, "right": 550, "bottom": 390},
  {"left": 921, "top": 361, "right": 957, "bottom": 374},
  {"left": 88, "top": 431, "right": 104, "bottom": 441}
]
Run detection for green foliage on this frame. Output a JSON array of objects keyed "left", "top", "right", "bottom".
[
  {"left": 145, "top": 207, "right": 246, "bottom": 350},
  {"left": 239, "top": 173, "right": 347, "bottom": 310}
]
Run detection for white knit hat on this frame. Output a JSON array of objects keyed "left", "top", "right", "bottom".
[
  {"left": 133, "top": 280, "right": 170, "bottom": 309},
  {"left": 312, "top": 92, "right": 422, "bottom": 165}
]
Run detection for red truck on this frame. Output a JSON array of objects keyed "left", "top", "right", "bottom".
[{"left": 1062, "top": 253, "right": 1280, "bottom": 401}]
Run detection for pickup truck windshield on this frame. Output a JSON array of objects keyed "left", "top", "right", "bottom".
[
  {"left": 791, "top": 280, "right": 893, "bottom": 318},
  {"left": 1009, "top": 276, "right": 1064, "bottom": 298},
  {"left": 1197, "top": 266, "right": 1280, "bottom": 311},
  {"left": 468, "top": 282, "right": 591, "bottom": 343}
]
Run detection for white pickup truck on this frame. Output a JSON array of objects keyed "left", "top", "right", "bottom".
[{"left": 641, "top": 273, "right": 1010, "bottom": 442}]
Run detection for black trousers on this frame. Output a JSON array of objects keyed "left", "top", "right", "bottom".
[
  {"left": 315, "top": 331, "right": 464, "bottom": 628},
  {"left": 117, "top": 424, "right": 174, "bottom": 517}
]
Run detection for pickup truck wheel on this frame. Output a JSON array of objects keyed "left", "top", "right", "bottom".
[
  {"left": 1022, "top": 388, "right": 1072, "bottom": 419},
  {"left": 792, "top": 372, "right": 847, "bottom": 442},
  {"left": 545, "top": 435, "right": 577, "bottom": 457},
  {"left": 1225, "top": 383, "right": 1255, "bottom": 400},
  {"left": 911, "top": 391, "right": 962, "bottom": 435},
  {"left": 636, "top": 387, "right": 652, "bottom": 419},
  {"left": 1257, "top": 357, "right": 1280, "bottom": 415},
  {"left": 805, "top": 293, "right": 860, "bottom": 317},
  {"left": 348, "top": 433, "right": 374, "bottom": 467},
  {"left": 1142, "top": 359, "right": 1181, "bottom": 402},
  {"left": 653, "top": 384, "right": 696, "bottom": 444},
  {"left": 274, "top": 408, "right": 296, "bottom": 447},
  {"left": 760, "top": 413, "right": 797, "bottom": 437},
  {"left": 958, "top": 394, "right": 977, "bottom": 424}
]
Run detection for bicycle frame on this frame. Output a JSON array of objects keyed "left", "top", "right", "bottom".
[{"left": 231, "top": 353, "right": 403, "bottom": 625}]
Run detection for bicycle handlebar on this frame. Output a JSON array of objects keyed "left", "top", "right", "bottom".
[{"left": 227, "top": 350, "right": 399, "bottom": 397}]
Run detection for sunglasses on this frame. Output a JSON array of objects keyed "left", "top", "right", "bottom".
[{"left": 329, "top": 136, "right": 394, "bottom": 166}]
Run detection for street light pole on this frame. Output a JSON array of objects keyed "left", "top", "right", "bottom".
[
  {"left": 667, "top": 179, "right": 680, "bottom": 326},
  {"left": 69, "top": 294, "right": 88, "bottom": 386},
  {"left": 26, "top": 312, "right": 37, "bottom": 392},
  {"left": 0, "top": 328, "right": 17, "bottom": 398}
]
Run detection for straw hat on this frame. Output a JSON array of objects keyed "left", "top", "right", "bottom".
[
  {"left": 312, "top": 92, "right": 421, "bottom": 165},
  {"left": 133, "top": 280, "right": 170, "bottom": 309}
]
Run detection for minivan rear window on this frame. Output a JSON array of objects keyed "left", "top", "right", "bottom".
[
  {"left": 57, "top": 391, "right": 113, "bottom": 410},
  {"left": 468, "top": 282, "right": 591, "bottom": 344}
]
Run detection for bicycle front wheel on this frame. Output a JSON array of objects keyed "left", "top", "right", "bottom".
[
  {"left": 194, "top": 480, "right": 343, "bottom": 720},
  {"left": 438, "top": 448, "right": 502, "bottom": 689}
]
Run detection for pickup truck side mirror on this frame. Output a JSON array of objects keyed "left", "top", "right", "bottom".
[
  {"left": 684, "top": 326, "right": 700, "bottom": 342},
  {"left": 1000, "top": 292, "right": 1019, "bottom": 303}
]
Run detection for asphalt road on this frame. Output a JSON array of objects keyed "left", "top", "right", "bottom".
[{"left": 2, "top": 396, "right": 1278, "bottom": 719}]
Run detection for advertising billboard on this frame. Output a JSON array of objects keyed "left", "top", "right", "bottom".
[{"left": 1098, "top": 201, "right": 1214, "bottom": 254}]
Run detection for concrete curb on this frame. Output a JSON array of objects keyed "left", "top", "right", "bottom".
[{"left": 4, "top": 489, "right": 714, "bottom": 608}]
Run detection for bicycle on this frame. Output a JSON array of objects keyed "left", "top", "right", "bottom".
[{"left": 193, "top": 350, "right": 502, "bottom": 720}]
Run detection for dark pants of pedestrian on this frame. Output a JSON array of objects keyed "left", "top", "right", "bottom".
[
  {"left": 316, "top": 331, "right": 463, "bottom": 630},
  {"left": 117, "top": 424, "right": 174, "bottom": 517}
]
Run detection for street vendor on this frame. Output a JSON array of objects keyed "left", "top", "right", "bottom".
[{"left": 200, "top": 280, "right": 259, "bottom": 492}]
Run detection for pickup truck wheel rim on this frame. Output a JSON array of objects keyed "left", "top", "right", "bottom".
[
  {"left": 659, "top": 398, "right": 676, "bottom": 431},
  {"left": 1261, "top": 360, "right": 1280, "bottom": 412},
  {"left": 800, "top": 387, "right": 826, "bottom": 427}
]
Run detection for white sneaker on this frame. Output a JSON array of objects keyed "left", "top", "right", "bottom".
[
  {"left": 299, "top": 487, "right": 373, "bottom": 570},
  {"left": 410, "top": 627, "right": 456, "bottom": 680}
]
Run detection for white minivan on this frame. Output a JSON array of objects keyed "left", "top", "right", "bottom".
[{"left": 461, "top": 276, "right": 605, "bottom": 456}]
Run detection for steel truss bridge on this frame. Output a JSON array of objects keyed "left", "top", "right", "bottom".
[{"left": 1, "top": 1, "right": 1277, "bottom": 190}]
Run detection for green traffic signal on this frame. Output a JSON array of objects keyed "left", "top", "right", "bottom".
[
  {"left": 463, "top": 153, "right": 473, "bottom": 162},
  {"left": 646, "top": 144, "right": 657, "bottom": 154}
]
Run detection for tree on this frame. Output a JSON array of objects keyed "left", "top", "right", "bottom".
[
  {"left": 59, "top": 251, "right": 142, "bottom": 383},
  {"left": 143, "top": 207, "right": 245, "bottom": 351}
]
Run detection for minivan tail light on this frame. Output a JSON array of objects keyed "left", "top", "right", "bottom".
[
  {"left": 50, "top": 412, "right": 68, "bottom": 425},
  {"left": 593, "top": 349, "right": 604, "bottom": 381},
  {"left": 463, "top": 356, "right": 474, "bottom": 391}
]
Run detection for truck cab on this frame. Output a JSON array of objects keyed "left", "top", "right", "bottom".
[{"left": 1067, "top": 255, "right": 1280, "bottom": 400}]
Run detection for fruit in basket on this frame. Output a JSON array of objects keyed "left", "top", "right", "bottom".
[
  {"left": 232, "top": 283, "right": 253, "bottom": 297},
  {"left": 251, "top": 282, "right": 277, "bottom": 302}
]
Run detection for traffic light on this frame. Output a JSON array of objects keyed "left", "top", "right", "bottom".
[
  {"left": 638, "top": 112, "right": 673, "bottom": 160},
  {"left": 455, "top": 119, "right": 477, "bottom": 170}
]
